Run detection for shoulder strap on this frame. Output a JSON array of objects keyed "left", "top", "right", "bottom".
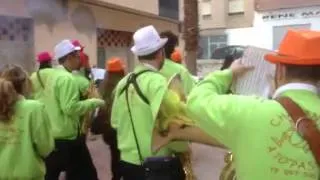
[
  {"left": 36, "top": 70, "right": 45, "bottom": 89},
  {"left": 276, "top": 97, "right": 320, "bottom": 165},
  {"left": 119, "top": 69, "right": 154, "bottom": 105},
  {"left": 121, "top": 69, "right": 156, "bottom": 164}
]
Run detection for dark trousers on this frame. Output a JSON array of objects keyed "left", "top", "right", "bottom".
[
  {"left": 103, "top": 130, "right": 122, "bottom": 180},
  {"left": 45, "top": 136, "right": 98, "bottom": 180},
  {"left": 119, "top": 161, "right": 145, "bottom": 180},
  {"left": 119, "top": 158, "right": 186, "bottom": 180}
]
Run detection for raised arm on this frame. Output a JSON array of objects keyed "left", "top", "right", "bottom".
[{"left": 56, "top": 76, "right": 104, "bottom": 117}]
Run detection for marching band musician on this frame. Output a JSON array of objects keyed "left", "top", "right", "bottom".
[
  {"left": 91, "top": 57, "right": 126, "bottom": 180},
  {"left": 154, "top": 30, "right": 320, "bottom": 180},
  {"left": 30, "top": 52, "right": 55, "bottom": 100},
  {"left": 0, "top": 64, "right": 54, "bottom": 180},
  {"left": 159, "top": 31, "right": 195, "bottom": 95},
  {"left": 42, "top": 39, "right": 104, "bottom": 180},
  {"left": 111, "top": 25, "right": 187, "bottom": 180},
  {"left": 71, "top": 40, "right": 101, "bottom": 179},
  {"left": 72, "top": 40, "right": 91, "bottom": 95},
  {"left": 159, "top": 31, "right": 196, "bottom": 180}
]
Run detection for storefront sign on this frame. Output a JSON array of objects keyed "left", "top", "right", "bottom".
[{"left": 262, "top": 9, "right": 320, "bottom": 21}]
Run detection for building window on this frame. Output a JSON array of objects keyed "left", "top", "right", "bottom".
[
  {"left": 198, "top": 35, "right": 228, "bottom": 59},
  {"left": 228, "top": 0, "right": 244, "bottom": 15},
  {"left": 0, "top": 15, "right": 34, "bottom": 72},
  {"left": 200, "top": 1, "right": 212, "bottom": 19},
  {"left": 159, "top": 0, "right": 179, "bottom": 20},
  {"left": 202, "top": 14, "right": 212, "bottom": 20}
]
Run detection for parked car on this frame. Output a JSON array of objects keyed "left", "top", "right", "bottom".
[{"left": 211, "top": 45, "right": 246, "bottom": 60}]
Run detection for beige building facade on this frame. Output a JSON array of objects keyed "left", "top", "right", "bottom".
[
  {"left": 196, "top": 0, "right": 320, "bottom": 77},
  {"left": 197, "top": 0, "right": 254, "bottom": 60},
  {"left": 0, "top": 0, "right": 181, "bottom": 72}
]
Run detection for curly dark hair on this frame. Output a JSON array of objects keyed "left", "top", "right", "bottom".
[{"left": 160, "top": 31, "right": 179, "bottom": 59}]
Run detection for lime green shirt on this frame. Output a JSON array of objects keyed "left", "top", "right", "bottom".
[
  {"left": 42, "top": 67, "right": 103, "bottom": 140},
  {"left": 30, "top": 68, "right": 55, "bottom": 100},
  {"left": 73, "top": 70, "right": 90, "bottom": 95},
  {"left": 187, "top": 70, "right": 320, "bottom": 180},
  {"left": 160, "top": 59, "right": 195, "bottom": 95},
  {"left": 0, "top": 98, "right": 54, "bottom": 180},
  {"left": 111, "top": 65, "right": 186, "bottom": 165}
]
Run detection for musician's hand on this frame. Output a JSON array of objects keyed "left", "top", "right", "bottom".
[
  {"left": 91, "top": 98, "right": 105, "bottom": 107},
  {"left": 152, "top": 129, "right": 172, "bottom": 153},
  {"left": 230, "top": 59, "right": 254, "bottom": 77}
]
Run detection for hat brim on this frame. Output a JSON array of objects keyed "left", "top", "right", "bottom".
[
  {"left": 265, "top": 53, "right": 320, "bottom": 65},
  {"left": 131, "top": 38, "right": 168, "bottom": 56},
  {"left": 37, "top": 59, "right": 52, "bottom": 63},
  {"left": 74, "top": 46, "right": 81, "bottom": 51},
  {"left": 54, "top": 46, "right": 82, "bottom": 60}
]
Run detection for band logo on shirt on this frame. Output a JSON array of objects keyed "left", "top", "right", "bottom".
[
  {"left": 267, "top": 111, "right": 320, "bottom": 179},
  {"left": 0, "top": 126, "right": 23, "bottom": 145}
]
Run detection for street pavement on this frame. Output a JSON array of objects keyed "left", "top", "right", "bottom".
[
  {"left": 191, "top": 143, "right": 227, "bottom": 180},
  {"left": 83, "top": 136, "right": 227, "bottom": 180}
]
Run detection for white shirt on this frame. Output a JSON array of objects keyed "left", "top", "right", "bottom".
[
  {"left": 272, "top": 83, "right": 318, "bottom": 99},
  {"left": 141, "top": 63, "right": 158, "bottom": 71}
]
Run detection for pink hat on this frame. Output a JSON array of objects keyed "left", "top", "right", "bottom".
[
  {"left": 72, "top": 40, "right": 84, "bottom": 51},
  {"left": 37, "top": 52, "right": 52, "bottom": 63}
]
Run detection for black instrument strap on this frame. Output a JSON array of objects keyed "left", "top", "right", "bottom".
[
  {"left": 36, "top": 70, "right": 45, "bottom": 88},
  {"left": 120, "top": 69, "right": 154, "bottom": 105},
  {"left": 122, "top": 69, "right": 155, "bottom": 164}
]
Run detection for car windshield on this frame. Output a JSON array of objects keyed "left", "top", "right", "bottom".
[{"left": 211, "top": 46, "right": 245, "bottom": 59}]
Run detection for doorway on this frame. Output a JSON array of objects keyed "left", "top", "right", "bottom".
[{"left": 97, "top": 28, "right": 133, "bottom": 71}]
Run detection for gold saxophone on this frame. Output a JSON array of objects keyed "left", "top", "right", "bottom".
[
  {"left": 81, "top": 79, "right": 101, "bottom": 135},
  {"left": 161, "top": 74, "right": 196, "bottom": 180},
  {"left": 220, "top": 152, "right": 236, "bottom": 180},
  {"left": 179, "top": 146, "right": 196, "bottom": 180}
]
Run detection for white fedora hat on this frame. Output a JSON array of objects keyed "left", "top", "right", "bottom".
[
  {"left": 131, "top": 25, "right": 168, "bottom": 56},
  {"left": 54, "top": 39, "right": 81, "bottom": 60}
]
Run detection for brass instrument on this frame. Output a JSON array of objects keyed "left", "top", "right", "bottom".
[
  {"left": 81, "top": 78, "right": 102, "bottom": 135},
  {"left": 179, "top": 146, "right": 196, "bottom": 180},
  {"left": 220, "top": 152, "right": 237, "bottom": 180},
  {"left": 158, "top": 74, "right": 196, "bottom": 180}
]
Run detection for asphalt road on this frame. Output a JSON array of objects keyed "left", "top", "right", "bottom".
[{"left": 60, "top": 136, "right": 227, "bottom": 180}]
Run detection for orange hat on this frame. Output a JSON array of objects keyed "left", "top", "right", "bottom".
[
  {"left": 106, "top": 57, "right": 124, "bottom": 72},
  {"left": 171, "top": 49, "right": 182, "bottom": 63},
  {"left": 265, "top": 30, "right": 320, "bottom": 65}
]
